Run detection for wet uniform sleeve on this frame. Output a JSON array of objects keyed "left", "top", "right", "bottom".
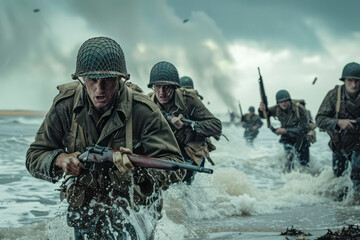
[
  {"left": 26, "top": 105, "right": 69, "bottom": 183},
  {"left": 315, "top": 88, "right": 339, "bottom": 131},
  {"left": 188, "top": 96, "right": 222, "bottom": 138},
  {"left": 138, "top": 108, "right": 186, "bottom": 186}
]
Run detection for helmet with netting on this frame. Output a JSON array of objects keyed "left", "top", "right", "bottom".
[
  {"left": 72, "top": 37, "right": 129, "bottom": 80},
  {"left": 180, "top": 76, "right": 194, "bottom": 89},
  {"left": 276, "top": 89, "right": 291, "bottom": 103},
  {"left": 148, "top": 61, "right": 180, "bottom": 88},
  {"left": 340, "top": 62, "right": 360, "bottom": 81}
]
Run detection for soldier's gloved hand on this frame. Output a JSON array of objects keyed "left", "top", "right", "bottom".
[
  {"left": 113, "top": 147, "right": 135, "bottom": 174},
  {"left": 171, "top": 114, "right": 185, "bottom": 129}
]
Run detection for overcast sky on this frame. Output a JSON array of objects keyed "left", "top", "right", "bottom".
[{"left": 1, "top": 0, "right": 360, "bottom": 116}]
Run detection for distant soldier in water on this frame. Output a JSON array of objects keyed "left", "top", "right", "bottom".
[
  {"left": 259, "top": 90, "right": 311, "bottom": 170},
  {"left": 241, "top": 106, "right": 263, "bottom": 145},
  {"left": 179, "top": 76, "right": 204, "bottom": 100},
  {"left": 316, "top": 62, "right": 360, "bottom": 196},
  {"left": 149, "top": 62, "right": 222, "bottom": 184}
]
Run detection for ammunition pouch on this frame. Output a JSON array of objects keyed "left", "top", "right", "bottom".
[
  {"left": 175, "top": 126, "right": 196, "bottom": 147},
  {"left": 184, "top": 141, "right": 214, "bottom": 165},
  {"left": 327, "top": 130, "right": 341, "bottom": 151},
  {"left": 60, "top": 172, "right": 96, "bottom": 207}
]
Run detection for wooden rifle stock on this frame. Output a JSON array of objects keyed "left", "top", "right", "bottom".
[{"left": 78, "top": 145, "right": 213, "bottom": 174}]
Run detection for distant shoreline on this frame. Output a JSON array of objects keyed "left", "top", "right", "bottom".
[{"left": 0, "top": 110, "right": 46, "bottom": 117}]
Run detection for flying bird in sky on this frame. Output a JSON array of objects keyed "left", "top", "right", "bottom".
[{"left": 312, "top": 77, "right": 318, "bottom": 85}]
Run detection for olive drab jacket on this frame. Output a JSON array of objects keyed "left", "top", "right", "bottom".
[
  {"left": 26, "top": 81, "right": 185, "bottom": 221},
  {"left": 242, "top": 113, "right": 263, "bottom": 130},
  {"left": 259, "top": 102, "right": 310, "bottom": 144},
  {"left": 149, "top": 88, "right": 222, "bottom": 164},
  {"left": 316, "top": 85, "right": 360, "bottom": 152}
]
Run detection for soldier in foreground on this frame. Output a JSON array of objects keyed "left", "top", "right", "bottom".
[
  {"left": 241, "top": 106, "right": 263, "bottom": 145},
  {"left": 148, "top": 62, "right": 222, "bottom": 184},
  {"left": 316, "top": 62, "right": 360, "bottom": 195},
  {"left": 26, "top": 37, "right": 185, "bottom": 239},
  {"left": 259, "top": 90, "right": 310, "bottom": 170}
]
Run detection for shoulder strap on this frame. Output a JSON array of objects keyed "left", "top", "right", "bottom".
[
  {"left": 335, "top": 85, "right": 341, "bottom": 119},
  {"left": 176, "top": 88, "right": 190, "bottom": 116},
  {"left": 125, "top": 86, "right": 133, "bottom": 151},
  {"left": 69, "top": 83, "right": 87, "bottom": 152}
]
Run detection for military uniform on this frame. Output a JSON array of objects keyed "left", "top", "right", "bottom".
[
  {"left": 259, "top": 102, "right": 310, "bottom": 168},
  {"left": 148, "top": 63, "right": 222, "bottom": 184},
  {"left": 149, "top": 88, "right": 221, "bottom": 169},
  {"left": 316, "top": 85, "right": 360, "bottom": 181},
  {"left": 26, "top": 37, "right": 185, "bottom": 239},
  {"left": 241, "top": 112, "right": 263, "bottom": 144}
]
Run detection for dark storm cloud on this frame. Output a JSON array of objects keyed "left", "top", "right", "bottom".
[{"left": 168, "top": 0, "right": 360, "bottom": 51}]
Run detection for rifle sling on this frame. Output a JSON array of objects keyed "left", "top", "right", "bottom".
[{"left": 335, "top": 85, "right": 341, "bottom": 119}]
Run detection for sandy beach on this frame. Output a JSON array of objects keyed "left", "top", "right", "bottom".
[{"left": 0, "top": 110, "right": 46, "bottom": 117}]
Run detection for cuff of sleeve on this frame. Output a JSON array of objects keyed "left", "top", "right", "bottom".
[{"left": 48, "top": 149, "right": 65, "bottom": 181}]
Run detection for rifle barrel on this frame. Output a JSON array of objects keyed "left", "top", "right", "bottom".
[{"left": 79, "top": 146, "right": 213, "bottom": 174}]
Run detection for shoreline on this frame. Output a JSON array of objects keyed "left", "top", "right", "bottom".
[{"left": 0, "top": 110, "right": 46, "bottom": 117}]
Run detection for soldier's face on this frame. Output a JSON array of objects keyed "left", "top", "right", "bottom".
[
  {"left": 344, "top": 78, "right": 360, "bottom": 96},
  {"left": 84, "top": 77, "right": 119, "bottom": 113},
  {"left": 154, "top": 85, "right": 174, "bottom": 105},
  {"left": 278, "top": 100, "right": 291, "bottom": 110}
]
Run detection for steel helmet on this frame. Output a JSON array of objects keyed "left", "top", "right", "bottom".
[
  {"left": 180, "top": 76, "right": 194, "bottom": 89},
  {"left": 340, "top": 62, "right": 360, "bottom": 81},
  {"left": 148, "top": 61, "right": 180, "bottom": 88},
  {"left": 72, "top": 37, "right": 129, "bottom": 80},
  {"left": 276, "top": 90, "right": 291, "bottom": 103}
]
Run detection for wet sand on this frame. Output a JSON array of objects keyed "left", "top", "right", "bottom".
[{"left": 0, "top": 110, "right": 46, "bottom": 117}]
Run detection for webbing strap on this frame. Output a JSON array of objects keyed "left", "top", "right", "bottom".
[
  {"left": 69, "top": 84, "right": 87, "bottom": 152},
  {"left": 126, "top": 86, "right": 133, "bottom": 151},
  {"left": 176, "top": 88, "right": 190, "bottom": 116},
  {"left": 335, "top": 85, "right": 341, "bottom": 119},
  {"left": 125, "top": 86, "right": 134, "bottom": 209}
]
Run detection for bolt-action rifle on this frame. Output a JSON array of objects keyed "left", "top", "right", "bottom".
[
  {"left": 258, "top": 67, "right": 276, "bottom": 132},
  {"left": 78, "top": 145, "right": 213, "bottom": 174},
  {"left": 238, "top": 100, "right": 243, "bottom": 122}
]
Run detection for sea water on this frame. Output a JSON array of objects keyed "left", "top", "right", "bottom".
[{"left": 0, "top": 115, "right": 359, "bottom": 240}]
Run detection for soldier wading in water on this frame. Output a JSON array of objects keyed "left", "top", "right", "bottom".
[
  {"left": 259, "top": 90, "right": 311, "bottom": 170},
  {"left": 316, "top": 62, "right": 360, "bottom": 199},
  {"left": 148, "top": 61, "right": 222, "bottom": 184},
  {"left": 26, "top": 37, "right": 186, "bottom": 239},
  {"left": 241, "top": 106, "right": 263, "bottom": 145}
]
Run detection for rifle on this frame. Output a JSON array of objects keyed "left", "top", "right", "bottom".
[
  {"left": 238, "top": 100, "right": 243, "bottom": 121},
  {"left": 78, "top": 145, "right": 213, "bottom": 174},
  {"left": 161, "top": 110, "right": 196, "bottom": 130},
  {"left": 258, "top": 67, "right": 276, "bottom": 132}
]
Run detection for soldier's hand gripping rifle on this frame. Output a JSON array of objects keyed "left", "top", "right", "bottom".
[
  {"left": 258, "top": 67, "right": 276, "bottom": 132},
  {"left": 78, "top": 145, "right": 213, "bottom": 174}
]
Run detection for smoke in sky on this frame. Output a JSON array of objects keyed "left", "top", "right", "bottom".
[{"left": 1, "top": 0, "right": 360, "bottom": 115}]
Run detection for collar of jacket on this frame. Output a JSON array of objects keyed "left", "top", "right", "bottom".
[
  {"left": 72, "top": 80, "right": 132, "bottom": 143},
  {"left": 150, "top": 88, "right": 185, "bottom": 111}
]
